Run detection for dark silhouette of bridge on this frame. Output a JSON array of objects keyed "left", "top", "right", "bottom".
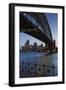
[{"left": 20, "top": 12, "right": 56, "bottom": 51}]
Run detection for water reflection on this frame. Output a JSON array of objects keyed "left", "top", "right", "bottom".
[{"left": 20, "top": 52, "right": 58, "bottom": 78}]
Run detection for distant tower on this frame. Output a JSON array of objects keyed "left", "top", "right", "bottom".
[
  {"left": 40, "top": 44, "right": 43, "bottom": 47},
  {"left": 34, "top": 42, "right": 37, "bottom": 47},
  {"left": 33, "top": 42, "right": 37, "bottom": 51},
  {"left": 25, "top": 40, "right": 29, "bottom": 46}
]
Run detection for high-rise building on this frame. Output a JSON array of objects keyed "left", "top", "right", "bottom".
[{"left": 25, "top": 40, "right": 29, "bottom": 46}]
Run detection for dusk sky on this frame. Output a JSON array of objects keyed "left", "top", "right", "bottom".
[{"left": 19, "top": 13, "right": 58, "bottom": 48}]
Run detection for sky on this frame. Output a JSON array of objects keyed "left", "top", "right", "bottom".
[
  {"left": 19, "top": 13, "right": 58, "bottom": 48},
  {"left": 45, "top": 13, "right": 58, "bottom": 46}
]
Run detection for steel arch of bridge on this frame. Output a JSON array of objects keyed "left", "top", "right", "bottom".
[{"left": 20, "top": 12, "right": 55, "bottom": 50}]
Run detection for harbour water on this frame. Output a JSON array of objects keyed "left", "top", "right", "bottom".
[{"left": 20, "top": 52, "right": 58, "bottom": 78}]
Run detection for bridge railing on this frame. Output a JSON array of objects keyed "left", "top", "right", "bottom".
[{"left": 20, "top": 62, "right": 57, "bottom": 77}]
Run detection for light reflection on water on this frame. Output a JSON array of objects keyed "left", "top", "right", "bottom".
[
  {"left": 20, "top": 52, "right": 58, "bottom": 77},
  {"left": 20, "top": 52, "right": 58, "bottom": 66}
]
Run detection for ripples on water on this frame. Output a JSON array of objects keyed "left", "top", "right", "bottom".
[
  {"left": 20, "top": 52, "right": 58, "bottom": 66},
  {"left": 20, "top": 52, "right": 58, "bottom": 78}
]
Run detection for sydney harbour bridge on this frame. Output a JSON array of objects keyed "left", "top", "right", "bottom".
[{"left": 20, "top": 12, "right": 56, "bottom": 52}]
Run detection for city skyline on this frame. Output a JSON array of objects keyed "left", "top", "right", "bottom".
[{"left": 19, "top": 13, "right": 58, "bottom": 48}]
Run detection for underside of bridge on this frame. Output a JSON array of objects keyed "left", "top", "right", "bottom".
[{"left": 20, "top": 12, "right": 55, "bottom": 51}]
